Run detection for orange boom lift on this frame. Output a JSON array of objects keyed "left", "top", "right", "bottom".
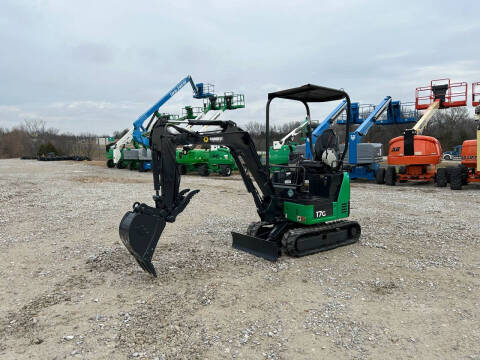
[
  {"left": 447, "top": 86, "right": 480, "bottom": 190},
  {"left": 384, "top": 79, "right": 467, "bottom": 185}
]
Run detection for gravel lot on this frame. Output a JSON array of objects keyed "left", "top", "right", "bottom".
[{"left": 0, "top": 159, "right": 479, "bottom": 359}]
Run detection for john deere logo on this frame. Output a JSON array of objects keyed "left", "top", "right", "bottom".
[{"left": 203, "top": 136, "right": 209, "bottom": 143}]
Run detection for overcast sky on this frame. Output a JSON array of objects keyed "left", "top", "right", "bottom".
[{"left": 1, "top": 0, "right": 479, "bottom": 135}]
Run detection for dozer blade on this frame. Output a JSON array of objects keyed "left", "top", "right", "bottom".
[
  {"left": 231, "top": 232, "right": 281, "bottom": 261},
  {"left": 119, "top": 210, "right": 166, "bottom": 277}
]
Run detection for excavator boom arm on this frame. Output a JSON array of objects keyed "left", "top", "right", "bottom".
[
  {"left": 150, "top": 119, "right": 278, "bottom": 217},
  {"left": 119, "top": 119, "right": 281, "bottom": 276}
]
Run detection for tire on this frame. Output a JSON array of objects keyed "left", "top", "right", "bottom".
[
  {"left": 117, "top": 161, "right": 127, "bottom": 169},
  {"left": 449, "top": 166, "right": 463, "bottom": 190},
  {"left": 128, "top": 161, "right": 136, "bottom": 171},
  {"left": 443, "top": 154, "right": 452, "bottom": 160},
  {"left": 198, "top": 164, "right": 209, "bottom": 176},
  {"left": 445, "top": 166, "right": 453, "bottom": 183},
  {"left": 106, "top": 159, "right": 115, "bottom": 168},
  {"left": 460, "top": 165, "right": 469, "bottom": 185},
  {"left": 177, "top": 164, "right": 186, "bottom": 175},
  {"left": 138, "top": 161, "right": 145, "bottom": 172},
  {"left": 385, "top": 166, "right": 397, "bottom": 186},
  {"left": 436, "top": 168, "right": 447, "bottom": 187},
  {"left": 375, "top": 168, "right": 385, "bottom": 184},
  {"left": 220, "top": 165, "right": 232, "bottom": 177}
]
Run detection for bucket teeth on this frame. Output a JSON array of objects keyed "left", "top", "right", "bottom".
[{"left": 135, "top": 258, "right": 157, "bottom": 277}]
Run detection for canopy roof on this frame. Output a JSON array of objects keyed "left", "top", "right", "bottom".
[{"left": 268, "top": 84, "right": 347, "bottom": 103}]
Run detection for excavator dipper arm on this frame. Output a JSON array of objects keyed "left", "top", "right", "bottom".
[{"left": 119, "top": 119, "right": 282, "bottom": 276}]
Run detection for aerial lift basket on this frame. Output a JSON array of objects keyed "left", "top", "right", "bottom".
[{"left": 415, "top": 78, "right": 467, "bottom": 110}]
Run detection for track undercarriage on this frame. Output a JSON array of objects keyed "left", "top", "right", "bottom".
[{"left": 233, "top": 220, "right": 361, "bottom": 261}]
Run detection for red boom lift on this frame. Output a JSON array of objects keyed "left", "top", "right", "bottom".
[
  {"left": 448, "top": 91, "right": 480, "bottom": 190},
  {"left": 385, "top": 79, "right": 468, "bottom": 185}
]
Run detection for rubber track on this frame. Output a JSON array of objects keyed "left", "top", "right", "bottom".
[{"left": 281, "top": 220, "right": 360, "bottom": 257}]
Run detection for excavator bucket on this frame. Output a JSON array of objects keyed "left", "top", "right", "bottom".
[{"left": 119, "top": 210, "right": 166, "bottom": 277}]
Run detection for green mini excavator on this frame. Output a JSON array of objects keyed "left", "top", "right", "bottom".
[{"left": 119, "top": 84, "right": 361, "bottom": 276}]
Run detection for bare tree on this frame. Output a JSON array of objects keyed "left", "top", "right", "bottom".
[{"left": 113, "top": 128, "right": 129, "bottom": 139}]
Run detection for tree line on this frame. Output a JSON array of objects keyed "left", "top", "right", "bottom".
[
  {"left": 0, "top": 107, "right": 476, "bottom": 159},
  {"left": 0, "top": 120, "right": 104, "bottom": 159}
]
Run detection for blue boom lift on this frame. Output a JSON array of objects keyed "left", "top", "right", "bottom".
[
  {"left": 111, "top": 76, "right": 214, "bottom": 170},
  {"left": 132, "top": 76, "right": 213, "bottom": 149},
  {"left": 341, "top": 96, "right": 393, "bottom": 180},
  {"left": 304, "top": 100, "right": 365, "bottom": 159},
  {"left": 305, "top": 97, "right": 418, "bottom": 181},
  {"left": 340, "top": 97, "right": 419, "bottom": 180}
]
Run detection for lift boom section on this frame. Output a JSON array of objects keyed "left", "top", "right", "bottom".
[
  {"left": 410, "top": 100, "right": 440, "bottom": 134},
  {"left": 112, "top": 76, "right": 212, "bottom": 163},
  {"left": 131, "top": 76, "right": 212, "bottom": 147},
  {"left": 348, "top": 96, "right": 392, "bottom": 165},
  {"left": 272, "top": 119, "right": 309, "bottom": 150}
]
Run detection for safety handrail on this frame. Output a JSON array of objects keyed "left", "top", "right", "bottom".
[
  {"left": 415, "top": 78, "right": 467, "bottom": 109},
  {"left": 473, "top": 82, "right": 480, "bottom": 106}
]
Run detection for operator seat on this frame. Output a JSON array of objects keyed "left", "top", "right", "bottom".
[{"left": 313, "top": 128, "right": 339, "bottom": 162}]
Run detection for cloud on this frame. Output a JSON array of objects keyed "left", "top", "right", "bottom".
[
  {"left": 70, "top": 43, "right": 114, "bottom": 64},
  {"left": 0, "top": 0, "right": 479, "bottom": 134}
]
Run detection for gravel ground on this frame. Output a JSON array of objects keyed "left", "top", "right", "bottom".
[{"left": 0, "top": 159, "right": 479, "bottom": 360}]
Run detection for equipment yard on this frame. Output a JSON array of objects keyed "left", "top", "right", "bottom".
[{"left": 0, "top": 159, "right": 478, "bottom": 359}]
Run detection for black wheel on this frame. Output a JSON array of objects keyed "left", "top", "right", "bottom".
[
  {"left": 138, "top": 161, "right": 145, "bottom": 172},
  {"left": 177, "top": 164, "right": 186, "bottom": 175},
  {"left": 449, "top": 166, "right": 463, "bottom": 190},
  {"left": 460, "top": 165, "right": 469, "bottom": 185},
  {"left": 220, "top": 165, "right": 232, "bottom": 177},
  {"left": 445, "top": 166, "right": 453, "bottom": 183},
  {"left": 436, "top": 168, "right": 447, "bottom": 187},
  {"left": 375, "top": 168, "right": 385, "bottom": 184},
  {"left": 198, "top": 164, "right": 209, "bottom": 176},
  {"left": 385, "top": 166, "right": 397, "bottom": 186},
  {"left": 117, "top": 161, "right": 127, "bottom": 169},
  {"left": 128, "top": 161, "right": 137, "bottom": 171},
  {"left": 443, "top": 154, "right": 452, "bottom": 160},
  {"left": 106, "top": 159, "right": 115, "bottom": 168}
]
